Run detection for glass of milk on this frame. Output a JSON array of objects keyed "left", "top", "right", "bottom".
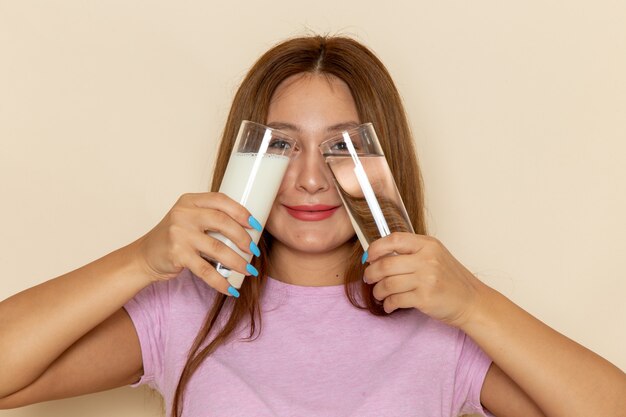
[{"left": 206, "top": 120, "right": 297, "bottom": 289}]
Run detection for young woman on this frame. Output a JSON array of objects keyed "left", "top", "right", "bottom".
[{"left": 0, "top": 35, "right": 624, "bottom": 417}]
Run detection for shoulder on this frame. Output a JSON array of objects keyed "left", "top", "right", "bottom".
[
  {"left": 164, "top": 269, "right": 220, "bottom": 315},
  {"left": 126, "top": 269, "right": 218, "bottom": 322},
  {"left": 385, "top": 309, "right": 476, "bottom": 360}
]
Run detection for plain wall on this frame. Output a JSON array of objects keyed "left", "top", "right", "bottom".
[{"left": 1, "top": 1, "right": 624, "bottom": 416}]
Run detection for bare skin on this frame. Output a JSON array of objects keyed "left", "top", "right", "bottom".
[{"left": 0, "top": 73, "right": 624, "bottom": 417}]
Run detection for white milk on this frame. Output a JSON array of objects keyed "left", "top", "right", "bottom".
[{"left": 207, "top": 152, "right": 290, "bottom": 288}]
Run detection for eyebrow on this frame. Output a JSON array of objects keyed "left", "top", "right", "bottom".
[
  {"left": 267, "top": 121, "right": 360, "bottom": 133},
  {"left": 326, "top": 121, "right": 360, "bottom": 132},
  {"left": 267, "top": 122, "right": 301, "bottom": 132}
]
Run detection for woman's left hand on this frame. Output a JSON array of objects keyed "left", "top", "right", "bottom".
[{"left": 363, "top": 232, "right": 487, "bottom": 328}]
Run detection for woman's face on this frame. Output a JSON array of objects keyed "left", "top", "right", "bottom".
[{"left": 264, "top": 73, "right": 358, "bottom": 254}]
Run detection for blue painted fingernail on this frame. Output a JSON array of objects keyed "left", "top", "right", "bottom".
[
  {"left": 361, "top": 251, "right": 368, "bottom": 264},
  {"left": 246, "top": 263, "right": 259, "bottom": 277},
  {"left": 228, "top": 286, "right": 240, "bottom": 298},
  {"left": 248, "top": 215, "right": 262, "bottom": 232},
  {"left": 249, "top": 241, "right": 261, "bottom": 257}
]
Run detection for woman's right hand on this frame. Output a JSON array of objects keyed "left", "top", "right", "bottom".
[{"left": 133, "top": 192, "right": 259, "bottom": 296}]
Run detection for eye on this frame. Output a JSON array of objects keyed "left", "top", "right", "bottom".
[
  {"left": 330, "top": 142, "right": 349, "bottom": 151},
  {"left": 330, "top": 141, "right": 361, "bottom": 152},
  {"left": 269, "top": 138, "right": 292, "bottom": 150}
]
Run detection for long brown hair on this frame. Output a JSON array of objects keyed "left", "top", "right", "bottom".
[{"left": 171, "top": 35, "right": 428, "bottom": 417}]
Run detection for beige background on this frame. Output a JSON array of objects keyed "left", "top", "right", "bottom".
[{"left": 1, "top": 1, "right": 625, "bottom": 416}]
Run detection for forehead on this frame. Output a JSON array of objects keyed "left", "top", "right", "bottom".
[{"left": 266, "top": 73, "right": 360, "bottom": 139}]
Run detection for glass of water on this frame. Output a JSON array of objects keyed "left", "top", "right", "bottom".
[{"left": 319, "top": 123, "right": 414, "bottom": 251}]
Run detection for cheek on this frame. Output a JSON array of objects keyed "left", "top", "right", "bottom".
[
  {"left": 277, "top": 163, "right": 297, "bottom": 192},
  {"left": 264, "top": 201, "right": 285, "bottom": 238}
]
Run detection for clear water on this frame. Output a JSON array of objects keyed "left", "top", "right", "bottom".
[{"left": 324, "top": 154, "right": 413, "bottom": 248}]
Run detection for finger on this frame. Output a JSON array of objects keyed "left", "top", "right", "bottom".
[
  {"left": 382, "top": 289, "right": 418, "bottom": 314},
  {"left": 180, "top": 192, "right": 261, "bottom": 231},
  {"left": 196, "top": 208, "right": 257, "bottom": 257},
  {"left": 371, "top": 273, "right": 417, "bottom": 302},
  {"left": 363, "top": 254, "right": 420, "bottom": 284},
  {"left": 366, "top": 232, "right": 435, "bottom": 263},
  {"left": 184, "top": 252, "right": 237, "bottom": 297},
  {"left": 191, "top": 231, "right": 252, "bottom": 277}
]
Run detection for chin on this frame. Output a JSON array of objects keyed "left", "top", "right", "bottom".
[
  {"left": 287, "top": 235, "right": 350, "bottom": 254},
  {"left": 266, "top": 224, "right": 355, "bottom": 254}
]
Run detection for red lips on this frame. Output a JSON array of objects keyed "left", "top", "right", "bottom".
[{"left": 283, "top": 204, "right": 341, "bottom": 221}]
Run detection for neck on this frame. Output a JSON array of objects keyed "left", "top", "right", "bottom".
[{"left": 267, "top": 240, "right": 354, "bottom": 287}]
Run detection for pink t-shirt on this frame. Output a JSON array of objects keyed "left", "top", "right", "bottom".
[{"left": 124, "top": 269, "right": 494, "bottom": 417}]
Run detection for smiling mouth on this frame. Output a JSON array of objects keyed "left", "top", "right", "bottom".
[{"left": 282, "top": 204, "right": 341, "bottom": 221}]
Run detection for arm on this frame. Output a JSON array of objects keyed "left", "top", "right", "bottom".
[
  {"left": 0, "top": 308, "right": 142, "bottom": 409},
  {"left": 0, "top": 192, "right": 256, "bottom": 405},
  {"left": 480, "top": 363, "right": 546, "bottom": 417},
  {"left": 363, "top": 233, "right": 626, "bottom": 417},
  {"left": 466, "top": 283, "right": 626, "bottom": 417},
  {"left": 0, "top": 242, "right": 149, "bottom": 401}
]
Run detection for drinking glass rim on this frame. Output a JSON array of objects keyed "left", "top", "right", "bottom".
[
  {"left": 318, "top": 122, "right": 374, "bottom": 149},
  {"left": 241, "top": 120, "right": 297, "bottom": 146}
]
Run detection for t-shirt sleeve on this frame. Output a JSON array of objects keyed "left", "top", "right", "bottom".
[
  {"left": 452, "top": 332, "right": 495, "bottom": 417},
  {"left": 123, "top": 279, "right": 170, "bottom": 391}
]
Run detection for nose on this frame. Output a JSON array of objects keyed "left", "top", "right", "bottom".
[{"left": 292, "top": 148, "right": 331, "bottom": 194}]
